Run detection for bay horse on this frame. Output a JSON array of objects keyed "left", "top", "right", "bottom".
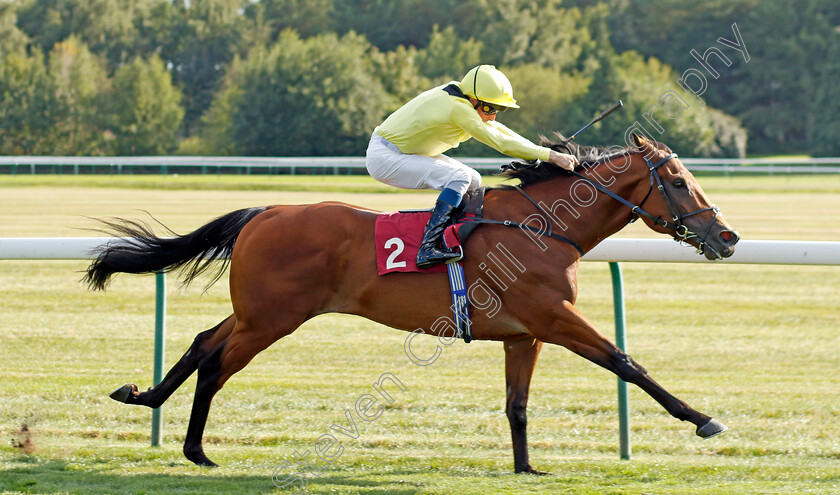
[{"left": 85, "top": 134, "right": 739, "bottom": 473}]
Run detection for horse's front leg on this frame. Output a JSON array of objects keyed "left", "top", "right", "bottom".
[
  {"left": 531, "top": 301, "right": 726, "bottom": 437},
  {"left": 503, "top": 336, "right": 547, "bottom": 475}
]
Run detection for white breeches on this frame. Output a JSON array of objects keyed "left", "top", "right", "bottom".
[{"left": 365, "top": 134, "right": 482, "bottom": 196}]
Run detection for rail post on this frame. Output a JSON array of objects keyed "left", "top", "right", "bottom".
[
  {"left": 609, "top": 262, "right": 631, "bottom": 460},
  {"left": 150, "top": 271, "right": 166, "bottom": 446}
]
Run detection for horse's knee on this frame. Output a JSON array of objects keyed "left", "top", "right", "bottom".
[
  {"left": 506, "top": 396, "right": 528, "bottom": 430},
  {"left": 614, "top": 353, "right": 648, "bottom": 383},
  {"left": 507, "top": 405, "right": 527, "bottom": 430}
]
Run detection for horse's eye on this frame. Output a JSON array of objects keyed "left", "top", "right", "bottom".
[{"left": 672, "top": 178, "right": 686, "bottom": 188}]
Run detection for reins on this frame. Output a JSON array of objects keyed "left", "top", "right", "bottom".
[
  {"left": 570, "top": 152, "right": 722, "bottom": 259},
  {"left": 462, "top": 186, "right": 586, "bottom": 255},
  {"left": 571, "top": 154, "right": 684, "bottom": 230},
  {"left": 477, "top": 152, "right": 724, "bottom": 259}
]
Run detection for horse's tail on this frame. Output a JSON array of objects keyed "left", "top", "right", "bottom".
[{"left": 84, "top": 206, "right": 270, "bottom": 291}]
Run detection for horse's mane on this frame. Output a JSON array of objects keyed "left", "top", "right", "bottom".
[{"left": 496, "top": 133, "right": 671, "bottom": 188}]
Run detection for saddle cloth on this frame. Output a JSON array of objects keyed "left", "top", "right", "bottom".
[{"left": 374, "top": 189, "right": 484, "bottom": 276}]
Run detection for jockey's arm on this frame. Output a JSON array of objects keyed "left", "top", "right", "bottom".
[{"left": 452, "top": 102, "right": 578, "bottom": 170}]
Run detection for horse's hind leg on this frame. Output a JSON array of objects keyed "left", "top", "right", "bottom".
[
  {"left": 110, "top": 315, "right": 236, "bottom": 408},
  {"left": 182, "top": 316, "right": 302, "bottom": 467}
]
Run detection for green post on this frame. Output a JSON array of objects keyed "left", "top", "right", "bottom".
[
  {"left": 609, "top": 262, "right": 631, "bottom": 460},
  {"left": 151, "top": 271, "right": 166, "bottom": 447}
]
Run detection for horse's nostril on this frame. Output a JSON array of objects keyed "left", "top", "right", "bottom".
[{"left": 720, "top": 230, "right": 740, "bottom": 245}]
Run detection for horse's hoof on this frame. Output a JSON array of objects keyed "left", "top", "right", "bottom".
[
  {"left": 696, "top": 418, "right": 728, "bottom": 438},
  {"left": 196, "top": 458, "right": 219, "bottom": 468},
  {"left": 184, "top": 448, "right": 219, "bottom": 468},
  {"left": 109, "top": 383, "right": 138, "bottom": 403},
  {"left": 515, "top": 466, "right": 551, "bottom": 476}
]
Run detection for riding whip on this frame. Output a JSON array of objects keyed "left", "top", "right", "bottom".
[{"left": 567, "top": 100, "right": 624, "bottom": 142}]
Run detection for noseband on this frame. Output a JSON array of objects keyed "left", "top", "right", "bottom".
[{"left": 569, "top": 153, "right": 724, "bottom": 260}]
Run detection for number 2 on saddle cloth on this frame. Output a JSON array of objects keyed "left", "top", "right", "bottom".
[{"left": 373, "top": 190, "right": 485, "bottom": 342}]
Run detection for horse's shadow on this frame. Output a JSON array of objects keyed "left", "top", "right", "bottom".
[
  {"left": 0, "top": 458, "right": 275, "bottom": 495},
  {"left": 0, "top": 457, "right": 473, "bottom": 494}
]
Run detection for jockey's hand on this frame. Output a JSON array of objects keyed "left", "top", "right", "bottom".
[{"left": 548, "top": 150, "right": 579, "bottom": 171}]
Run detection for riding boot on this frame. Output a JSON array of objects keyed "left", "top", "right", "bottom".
[{"left": 416, "top": 199, "right": 462, "bottom": 268}]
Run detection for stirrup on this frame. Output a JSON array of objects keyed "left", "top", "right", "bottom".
[
  {"left": 444, "top": 245, "right": 464, "bottom": 264},
  {"left": 416, "top": 245, "right": 461, "bottom": 268}
]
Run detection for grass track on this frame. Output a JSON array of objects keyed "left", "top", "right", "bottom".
[{"left": 1, "top": 175, "right": 839, "bottom": 494}]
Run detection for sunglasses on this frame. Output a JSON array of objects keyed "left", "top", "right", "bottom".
[{"left": 478, "top": 101, "right": 506, "bottom": 115}]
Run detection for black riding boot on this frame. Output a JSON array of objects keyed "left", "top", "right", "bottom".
[{"left": 416, "top": 199, "right": 462, "bottom": 268}]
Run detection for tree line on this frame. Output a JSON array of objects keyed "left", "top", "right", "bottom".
[{"left": 1, "top": 0, "right": 837, "bottom": 158}]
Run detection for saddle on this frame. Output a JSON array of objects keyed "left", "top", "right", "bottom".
[
  {"left": 374, "top": 188, "right": 485, "bottom": 275},
  {"left": 373, "top": 188, "right": 485, "bottom": 343}
]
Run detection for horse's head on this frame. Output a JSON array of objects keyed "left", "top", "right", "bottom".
[
  {"left": 629, "top": 134, "right": 739, "bottom": 260},
  {"left": 498, "top": 133, "right": 739, "bottom": 260}
]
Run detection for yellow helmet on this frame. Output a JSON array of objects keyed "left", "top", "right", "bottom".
[{"left": 460, "top": 65, "right": 519, "bottom": 109}]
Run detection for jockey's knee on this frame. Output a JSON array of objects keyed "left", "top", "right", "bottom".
[
  {"left": 444, "top": 179, "right": 469, "bottom": 200},
  {"left": 464, "top": 167, "right": 482, "bottom": 190},
  {"left": 446, "top": 170, "right": 481, "bottom": 196}
]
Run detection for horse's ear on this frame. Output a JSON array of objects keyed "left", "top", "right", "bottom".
[
  {"left": 632, "top": 132, "right": 657, "bottom": 157},
  {"left": 631, "top": 132, "right": 647, "bottom": 148}
]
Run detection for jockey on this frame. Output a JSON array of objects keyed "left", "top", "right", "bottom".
[{"left": 366, "top": 64, "right": 579, "bottom": 268}]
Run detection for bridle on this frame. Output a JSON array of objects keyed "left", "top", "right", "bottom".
[
  {"left": 480, "top": 151, "right": 725, "bottom": 259},
  {"left": 568, "top": 152, "right": 724, "bottom": 260}
]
